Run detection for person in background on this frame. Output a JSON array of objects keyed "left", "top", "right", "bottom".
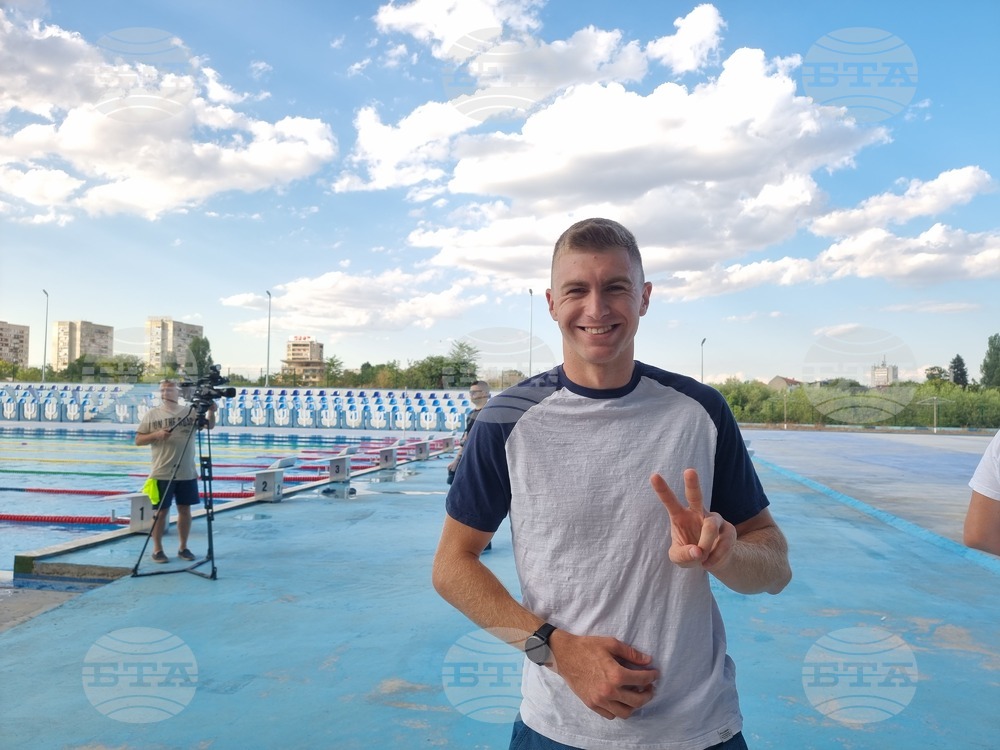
[
  {"left": 433, "top": 218, "right": 791, "bottom": 749},
  {"left": 135, "top": 378, "right": 215, "bottom": 563},
  {"left": 964, "top": 429, "right": 1000, "bottom": 555},
  {"left": 447, "top": 380, "right": 491, "bottom": 479}
]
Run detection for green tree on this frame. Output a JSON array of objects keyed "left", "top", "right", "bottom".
[
  {"left": 0, "top": 358, "right": 18, "bottom": 381},
  {"left": 924, "top": 366, "right": 948, "bottom": 381},
  {"left": 949, "top": 354, "right": 969, "bottom": 388},
  {"left": 443, "top": 340, "right": 480, "bottom": 389},
  {"left": 224, "top": 371, "right": 254, "bottom": 385},
  {"left": 96, "top": 354, "right": 146, "bottom": 383},
  {"left": 981, "top": 333, "right": 1000, "bottom": 388},
  {"left": 500, "top": 369, "right": 525, "bottom": 388},
  {"left": 405, "top": 355, "right": 450, "bottom": 389},
  {"left": 159, "top": 357, "right": 181, "bottom": 380},
  {"left": 374, "top": 361, "right": 404, "bottom": 388},
  {"left": 357, "top": 362, "right": 376, "bottom": 386},
  {"left": 324, "top": 355, "right": 345, "bottom": 386},
  {"left": 61, "top": 355, "right": 94, "bottom": 382},
  {"left": 714, "top": 378, "right": 773, "bottom": 422},
  {"left": 188, "top": 336, "right": 214, "bottom": 378}
]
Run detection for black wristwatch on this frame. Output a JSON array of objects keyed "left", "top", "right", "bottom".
[{"left": 525, "top": 623, "right": 557, "bottom": 665}]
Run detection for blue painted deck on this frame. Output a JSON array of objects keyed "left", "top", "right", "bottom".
[{"left": 2, "top": 428, "right": 999, "bottom": 749}]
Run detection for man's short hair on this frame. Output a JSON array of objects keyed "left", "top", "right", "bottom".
[
  {"left": 469, "top": 380, "right": 490, "bottom": 393},
  {"left": 552, "top": 217, "right": 644, "bottom": 282},
  {"left": 159, "top": 378, "right": 177, "bottom": 385}
]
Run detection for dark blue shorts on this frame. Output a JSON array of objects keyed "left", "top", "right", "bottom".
[
  {"left": 509, "top": 718, "right": 749, "bottom": 750},
  {"left": 155, "top": 478, "right": 200, "bottom": 510}
]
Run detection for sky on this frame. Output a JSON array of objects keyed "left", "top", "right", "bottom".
[{"left": 1, "top": 0, "right": 998, "bottom": 386}]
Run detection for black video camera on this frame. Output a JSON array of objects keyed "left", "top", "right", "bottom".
[{"left": 180, "top": 365, "right": 237, "bottom": 411}]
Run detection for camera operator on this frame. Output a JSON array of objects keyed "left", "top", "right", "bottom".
[{"left": 135, "top": 378, "right": 216, "bottom": 564}]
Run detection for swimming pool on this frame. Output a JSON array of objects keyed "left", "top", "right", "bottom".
[{"left": 0, "top": 425, "right": 428, "bottom": 573}]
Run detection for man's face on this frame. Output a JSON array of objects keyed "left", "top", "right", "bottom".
[
  {"left": 546, "top": 246, "right": 651, "bottom": 385},
  {"left": 160, "top": 381, "right": 179, "bottom": 404},
  {"left": 469, "top": 385, "right": 489, "bottom": 408}
]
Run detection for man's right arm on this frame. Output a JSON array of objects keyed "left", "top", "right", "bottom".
[
  {"left": 431, "top": 515, "right": 658, "bottom": 719},
  {"left": 432, "top": 515, "right": 536, "bottom": 634},
  {"left": 135, "top": 427, "right": 167, "bottom": 446}
]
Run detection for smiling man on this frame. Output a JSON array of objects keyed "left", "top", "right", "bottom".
[{"left": 433, "top": 218, "right": 791, "bottom": 750}]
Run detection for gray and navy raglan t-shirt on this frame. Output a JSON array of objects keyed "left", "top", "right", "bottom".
[{"left": 446, "top": 362, "right": 769, "bottom": 750}]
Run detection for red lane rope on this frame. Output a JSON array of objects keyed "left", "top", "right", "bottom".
[
  {"left": 0, "top": 487, "right": 126, "bottom": 496},
  {"left": 0, "top": 487, "right": 255, "bottom": 498},
  {"left": 0, "top": 513, "right": 129, "bottom": 525}
]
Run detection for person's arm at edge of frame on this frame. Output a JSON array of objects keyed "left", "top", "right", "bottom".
[
  {"left": 431, "top": 515, "right": 660, "bottom": 720},
  {"left": 963, "top": 490, "right": 1000, "bottom": 556}
]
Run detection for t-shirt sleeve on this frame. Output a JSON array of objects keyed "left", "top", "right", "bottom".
[
  {"left": 708, "top": 391, "right": 770, "bottom": 525},
  {"left": 969, "top": 432, "right": 1000, "bottom": 501},
  {"left": 445, "top": 411, "right": 512, "bottom": 533}
]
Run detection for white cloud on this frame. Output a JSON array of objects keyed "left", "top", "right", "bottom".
[
  {"left": 811, "top": 166, "right": 994, "bottom": 236},
  {"left": 0, "top": 12, "right": 337, "bottom": 221},
  {"left": 348, "top": 57, "right": 372, "bottom": 76},
  {"left": 249, "top": 60, "right": 272, "bottom": 79},
  {"left": 646, "top": 3, "right": 725, "bottom": 74},
  {"left": 882, "top": 301, "right": 981, "bottom": 314},
  {"left": 0, "top": 164, "right": 83, "bottom": 204},
  {"left": 383, "top": 43, "right": 413, "bottom": 68},
  {"left": 374, "top": 0, "right": 543, "bottom": 61},
  {"left": 224, "top": 268, "right": 489, "bottom": 339},
  {"left": 666, "top": 256, "right": 817, "bottom": 301},
  {"left": 434, "top": 47, "right": 882, "bottom": 275},
  {"left": 724, "top": 311, "right": 784, "bottom": 323},
  {"left": 663, "top": 220, "right": 1000, "bottom": 301},
  {"left": 220, "top": 292, "right": 266, "bottom": 309},
  {"left": 817, "top": 223, "right": 1000, "bottom": 283},
  {"left": 332, "top": 101, "right": 469, "bottom": 191},
  {"left": 202, "top": 67, "right": 246, "bottom": 104}
]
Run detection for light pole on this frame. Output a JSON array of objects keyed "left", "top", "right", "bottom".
[
  {"left": 265, "top": 290, "right": 272, "bottom": 388},
  {"left": 916, "top": 396, "right": 952, "bottom": 434},
  {"left": 42, "top": 289, "right": 49, "bottom": 383},
  {"left": 700, "top": 337, "right": 706, "bottom": 383},
  {"left": 528, "top": 288, "right": 533, "bottom": 377}
]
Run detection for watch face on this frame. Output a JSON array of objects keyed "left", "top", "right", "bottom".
[{"left": 525, "top": 635, "right": 551, "bottom": 665}]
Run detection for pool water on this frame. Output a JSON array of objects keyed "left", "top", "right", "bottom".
[{"left": 0, "top": 427, "right": 407, "bottom": 572}]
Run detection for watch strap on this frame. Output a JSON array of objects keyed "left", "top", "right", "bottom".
[{"left": 533, "top": 622, "right": 556, "bottom": 641}]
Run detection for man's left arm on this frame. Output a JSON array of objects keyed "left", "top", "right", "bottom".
[
  {"left": 651, "top": 470, "right": 791, "bottom": 595},
  {"left": 711, "top": 508, "right": 790, "bottom": 594}
]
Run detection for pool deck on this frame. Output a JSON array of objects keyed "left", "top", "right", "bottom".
[{"left": 2, "top": 427, "right": 999, "bottom": 749}]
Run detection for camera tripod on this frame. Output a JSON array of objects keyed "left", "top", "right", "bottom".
[{"left": 131, "top": 402, "right": 218, "bottom": 580}]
